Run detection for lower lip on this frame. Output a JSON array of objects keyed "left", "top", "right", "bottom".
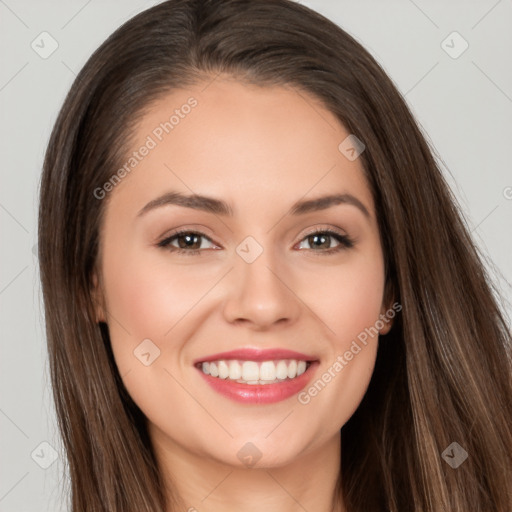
[{"left": 196, "top": 362, "right": 319, "bottom": 404}]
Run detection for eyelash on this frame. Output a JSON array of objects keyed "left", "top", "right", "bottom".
[{"left": 157, "top": 228, "right": 355, "bottom": 256}]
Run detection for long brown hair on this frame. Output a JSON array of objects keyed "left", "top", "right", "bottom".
[{"left": 38, "top": 0, "right": 512, "bottom": 510}]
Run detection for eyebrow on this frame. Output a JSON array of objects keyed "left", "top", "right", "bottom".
[{"left": 136, "top": 191, "right": 371, "bottom": 219}]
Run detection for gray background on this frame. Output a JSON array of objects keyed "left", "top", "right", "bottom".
[{"left": 1, "top": 0, "right": 511, "bottom": 510}]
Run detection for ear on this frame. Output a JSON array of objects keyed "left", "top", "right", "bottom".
[
  {"left": 91, "top": 271, "right": 107, "bottom": 323},
  {"left": 378, "top": 301, "right": 394, "bottom": 335},
  {"left": 378, "top": 278, "right": 397, "bottom": 335}
]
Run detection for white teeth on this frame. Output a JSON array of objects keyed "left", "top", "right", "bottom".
[
  {"left": 277, "top": 360, "right": 289, "bottom": 379},
  {"left": 286, "top": 360, "right": 297, "bottom": 379},
  {"left": 259, "top": 361, "right": 276, "bottom": 381},
  {"left": 229, "top": 360, "right": 242, "bottom": 380},
  {"left": 218, "top": 360, "right": 230, "bottom": 379},
  {"left": 209, "top": 362, "right": 219, "bottom": 377},
  {"left": 199, "top": 359, "right": 311, "bottom": 383},
  {"left": 242, "top": 361, "right": 260, "bottom": 381}
]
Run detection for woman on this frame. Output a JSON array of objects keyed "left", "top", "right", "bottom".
[{"left": 37, "top": 0, "right": 512, "bottom": 510}]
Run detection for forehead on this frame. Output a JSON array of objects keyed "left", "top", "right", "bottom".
[{"left": 105, "top": 78, "right": 374, "bottom": 220}]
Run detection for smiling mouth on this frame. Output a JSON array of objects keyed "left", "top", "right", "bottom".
[{"left": 195, "top": 359, "right": 313, "bottom": 385}]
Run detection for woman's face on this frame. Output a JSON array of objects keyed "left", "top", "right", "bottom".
[{"left": 94, "top": 77, "right": 392, "bottom": 469}]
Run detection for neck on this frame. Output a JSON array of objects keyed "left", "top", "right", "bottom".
[{"left": 150, "top": 426, "right": 345, "bottom": 512}]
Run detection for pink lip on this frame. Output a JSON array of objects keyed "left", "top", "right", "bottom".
[
  {"left": 194, "top": 348, "right": 320, "bottom": 404},
  {"left": 193, "top": 348, "right": 317, "bottom": 365},
  {"left": 196, "top": 361, "right": 319, "bottom": 404}
]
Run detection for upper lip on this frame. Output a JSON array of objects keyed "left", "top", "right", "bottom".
[{"left": 194, "top": 348, "right": 318, "bottom": 365}]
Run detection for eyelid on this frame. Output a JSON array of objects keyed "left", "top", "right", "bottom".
[
  {"left": 157, "top": 228, "right": 219, "bottom": 249},
  {"left": 298, "top": 224, "right": 348, "bottom": 240},
  {"left": 157, "top": 224, "right": 216, "bottom": 242},
  {"left": 159, "top": 224, "right": 349, "bottom": 242},
  {"left": 157, "top": 224, "right": 355, "bottom": 255}
]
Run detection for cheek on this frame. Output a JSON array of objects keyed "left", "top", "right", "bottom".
[
  {"left": 296, "top": 250, "right": 384, "bottom": 423},
  {"left": 99, "top": 246, "right": 212, "bottom": 424},
  {"left": 100, "top": 240, "right": 218, "bottom": 380},
  {"left": 102, "top": 243, "right": 214, "bottom": 339},
  {"left": 308, "top": 249, "right": 386, "bottom": 344}
]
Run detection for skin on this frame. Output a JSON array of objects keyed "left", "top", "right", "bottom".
[{"left": 94, "top": 76, "right": 393, "bottom": 512}]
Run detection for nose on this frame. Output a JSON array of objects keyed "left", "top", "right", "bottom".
[{"left": 222, "top": 246, "right": 301, "bottom": 330}]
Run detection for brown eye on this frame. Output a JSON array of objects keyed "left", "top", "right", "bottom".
[{"left": 157, "top": 230, "right": 216, "bottom": 255}]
